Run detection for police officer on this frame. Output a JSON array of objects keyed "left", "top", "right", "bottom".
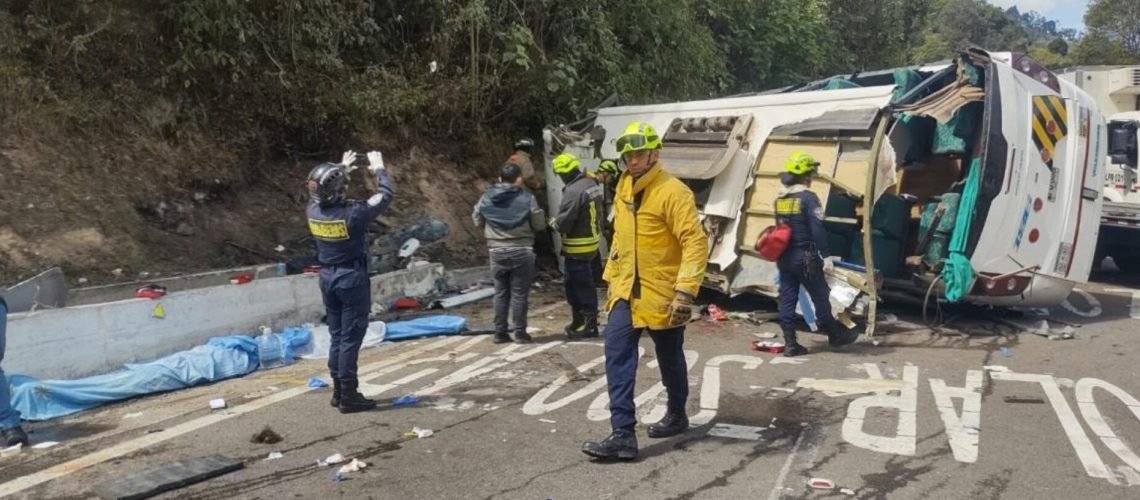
[
  {"left": 551, "top": 152, "right": 605, "bottom": 340},
  {"left": 306, "top": 150, "right": 394, "bottom": 413},
  {"left": 774, "top": 152, "right": 858, "bottom": 357}
]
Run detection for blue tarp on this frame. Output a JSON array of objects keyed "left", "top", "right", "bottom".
[
  {"left": 10, "top": 328, "right": 310, "bottom": 421},
  {"left": 384, "top": 315, "right": 466, "bottom": 341}
]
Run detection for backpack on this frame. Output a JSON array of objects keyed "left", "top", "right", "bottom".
[{"left": 755, "top": 223, "right": 792, "bottom": 261}]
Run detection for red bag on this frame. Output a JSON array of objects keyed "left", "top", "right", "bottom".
[{"left": 755, "top": 224, "right": 791, "bottom": 261}]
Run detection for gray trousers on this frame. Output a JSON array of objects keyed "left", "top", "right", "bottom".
[{"left": 489, "top": 247, "right": 536, "bottom": 335}]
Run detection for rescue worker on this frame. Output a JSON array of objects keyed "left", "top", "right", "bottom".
[
  {"left": 774, "top": 152, "right": 859, "bottom": 357},
  {"left": 473, "top": 163, "right": 548, "bottom": 344},
  {"left": 589, "top": 159, "right": 621, "bottom": 283},
  {"left": 550, "top": 153, "right": 605, "bottom": 340},
  {"left": 506, "top": 138, "right": 545, "bottom": 194},
  {"left": 306, "top": 150, "right": 394, "bottom": 413},
  {"left": 1, "top": 295, "right": 30, "bottom": 447},
  {"left": 582, "top": 122, "right": 708, "bottom": 461}
]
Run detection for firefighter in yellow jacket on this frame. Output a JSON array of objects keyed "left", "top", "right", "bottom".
[{"left": 582, "top": 122, "right": 708, "bottom": 461}]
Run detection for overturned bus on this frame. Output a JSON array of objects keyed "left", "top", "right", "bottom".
[{"left": 544, "top": 49, "right": 1105, "bottom": 334}]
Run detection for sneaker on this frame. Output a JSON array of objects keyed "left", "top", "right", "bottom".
[
  {"left": 647, "top": 412, "right": 689, "bottom": 438},
  {"left": 582, "top": 429, "right": 638, "bottom": 461},
  {"left": 338, "top": 391, "right": 378, "bottom": 414}
]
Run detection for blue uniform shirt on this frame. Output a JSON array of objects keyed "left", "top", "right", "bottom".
[
  {"left": 306, "top": 169, "right": 395, "bottom": 269},
  {"left": 774, "top": 188, "right": 830, "bottom": 259}
]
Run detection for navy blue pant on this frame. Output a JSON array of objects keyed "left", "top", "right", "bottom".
[
  {"left": 777, "top": 249, "right": 837, "bottom": 334},
  {"left": 564, "top": 257, "right": 598, "bottom": 311},
  {"left": 604, "top": 300, "right": 688, "bottom": 431},
  {"left": 319, "top": 268, "right": 371, "bottom": 391}
]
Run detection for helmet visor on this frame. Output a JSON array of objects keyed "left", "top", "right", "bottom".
[{"left": 616, "top": 133, "right": 659, "bottom": 154}]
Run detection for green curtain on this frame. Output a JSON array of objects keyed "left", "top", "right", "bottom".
[{"left": 940, "top": 158, "right": 981, "bottom": 302}]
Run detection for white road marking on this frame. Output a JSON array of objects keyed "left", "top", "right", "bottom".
[
  {"left": 415, "top": 341, "right": 562, "bottom": 396},
  {"left": 523, "top": 354, "right": 610, "bottom": 415},
  {"left": 707, "top": 423, "right": 766, "bottom": 440},
  {"left": 768, "top": 428, "right": 808, "bottom": 500},
  {"left": 360, "top": 368, "right": 438, "bottom": 397},
  {"left": 0, "top": 336, "right": 466, "bottom": 497},
  {"left": 636, "top": 350, "right": 699, "bottom": 424},
  {"left": 1075, "top": 378, "right": 1140, "bottom": 474},
  {"left": 842, "top": 365, "right": 918, "bottom": 456},
  {"left": 690, "top": 355, "right": 764, "bottom": 426},
  {"left": 929, "top": 370, "right": 984, "bottom": 463},
  {"left": 990, "top": 371, "right": 1114, "bottom": 480}
]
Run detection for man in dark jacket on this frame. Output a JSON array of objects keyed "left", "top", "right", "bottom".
[
  {"left": 1, "top": 295, "right": 29, "bottom": 447},
  {"left": 474, "top": 163, "right": 548, "bottom": 344},
  {"left": 307, "top": 150, "right": 394, "bottom": 413},
  {"left": 550, "top": 153, "right": 605, "bottom": 340},
  {"left": 775, "top": 152, "right": 859, "bottom": 357}
]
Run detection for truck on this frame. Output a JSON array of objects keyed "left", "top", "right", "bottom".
[
  {"left": 1059, "top": 66, "right": 1140, "bottom": 272},
  {"left": 545, "top": 49, "right": 1106, "bottom": 334}
]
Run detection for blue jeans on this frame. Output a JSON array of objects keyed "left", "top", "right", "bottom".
[
  {"left": 604, "top": 300, "right": 688, "bottom": 431},
  {"left": 0, "top": 298, "right": 22, "bottom": 429}
]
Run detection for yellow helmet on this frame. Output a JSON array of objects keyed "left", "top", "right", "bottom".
[
  {"left": 616, "top": 122, "right": 662, "bottom": 155},
  {"left": 598, "top": 159, "right": 620, "bottom": 175},
  {"left": 552, "top": 152, "right": 581, "bottom": 174},
  {"left": 784, "top": 152, "right": 820, "bottom": 176}
]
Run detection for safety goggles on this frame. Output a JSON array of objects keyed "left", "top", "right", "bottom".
[{"left": 615, "top": 134, "right": 659, "bottom": 154}]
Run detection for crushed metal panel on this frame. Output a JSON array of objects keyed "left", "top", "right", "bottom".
[
  {"left": 659, "top": 115, "right": 754, "bottom": 179},
  {"left": 770, "top": 107, "right": 881, "bottom": 136}
]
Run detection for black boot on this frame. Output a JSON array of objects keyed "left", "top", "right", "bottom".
[
  {"left": 513, "top": 330, "right": 534, "bottom": 344},
  {"left": 827, "top": 321, "right": 860, "bottom": 347},
  {"left": 2, "top": 425, "right": 29, "bottom": 448},
  {"left": 568, "top": 311, "right": 600, "bottom": 340},
  {"left": 563, "top": 308, "right": 584, "bottom": 337},
  {"left": 784, "top": 330, "right": 809, "bottom": 357},
  {"left": 647, "top": 412, "right": 689, "bottom": 438},
  {"left": 338, "top": 382, "right": 377, "bottom": 414},
  {"left": 493, "top": 332, "right": 512, "bottom": 344},
  {"left": 330, "top": 380, "right": 342, "bottom": 408},
  {"left": 582, "top": 429, "right": 638, "bottom": 461}
]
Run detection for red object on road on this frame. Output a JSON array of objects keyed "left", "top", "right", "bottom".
[
  {"left": 751, "top": 340, "right": 785, "bottom": 353},
  {"left": 230, "top": 273, "right": 253, "bottom": 285},
  {"left": 303, "top": 266, "right": 322, "bottom": 274},
  {"left": 135, "top": 284, "right": 168, "bottom": 299},
  {"left": 393, "top": 297, "right": 421, "bottom": 310}
]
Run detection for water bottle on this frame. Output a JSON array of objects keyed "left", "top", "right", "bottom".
[{"left": 276, "top": 262, "right": 286, "bottom": 276}]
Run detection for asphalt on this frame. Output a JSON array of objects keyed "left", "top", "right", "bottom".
[{"left": 2, "top": 272, "right": 1140, "bottom": 500}]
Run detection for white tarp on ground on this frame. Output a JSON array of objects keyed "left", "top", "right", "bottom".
[{"left": 295, "top": 322, "right": 388, "bottom": 360}]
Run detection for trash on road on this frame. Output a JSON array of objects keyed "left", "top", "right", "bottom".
[
  {"left": 318, "top": 453, "right": 346, "bottom": 467},
  {"left": 251, "top": 426, "right": 283, "bottom": 444},
  {"left": 404, "top": 426, "right": 434, "bottom": 439},
  {"left": 393, "top": 297, "right": 421, "bottom": 310},
  {"left": 123, "top": 412, "right": 144, "bottom": 419},
  {"left": 209, "top": 398, "right": 227, "bottom": 410},
  {"left": 751, "top": 341, "right": 785, "bottom": 354},
  {"left": 840, "top": 487, "right": 857, "bottom": 496},
  {"left": 753, "top": 332, "right": 778, "bottom": 340},
  {"left": 307, "top": 377, "right": 330, "bottom": 388},
  {"left": 1000, "top": 347, "right": 1011, "bottom": 358},
  {"left": 31, "top": 441, "right": 60, "bottom": 449},
  {"left": 707, "top": 423, "right": 765, "bottom": 441},
  {"left": 808, "top": 477, "right": 836, "bottom": 489},
  {"left": 2, "top": 443, "right": 23, "bottom": 457},
  {"left": 393, "top": 394, "right": 421, "bottom": 406},
  {"left": 135, "top": 284, "right": 168, "bottom": 299},
  {"left": 229, "top": 273, "right": 253, "bottom": 285},
  {"left": 538, "top": 419, "right": 557, "bottom": 424},
  {"left": 334, "top": 458, "right": 368, "bottom": 481},
  {"left": 265, "top": 451, "right": 284, "bottom": 460}
]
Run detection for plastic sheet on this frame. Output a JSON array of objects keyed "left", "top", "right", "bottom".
[{"left": 384, "top": 315, "right": 467, "bottom": 341}]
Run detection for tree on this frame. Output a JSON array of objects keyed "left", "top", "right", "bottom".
[
  {"left": 1048, "top": 38, "right": 1069, "bottom": 56},
  {"left": 1085, "top": 0, "right": 1140, "bottom": 57},
  {"left": 1072, "top": 31, "right": 1133, "bottom": 65},
  {"left": 825, "top": 0, "right": 910, "bottom": 71}
]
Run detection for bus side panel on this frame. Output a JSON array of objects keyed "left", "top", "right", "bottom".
[{"left": 1063, "top": 101, "right": 1107, "bottom": 283}]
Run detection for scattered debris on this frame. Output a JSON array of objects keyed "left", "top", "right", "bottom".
[
  {"left": 152, "top": 304, "right": 166, "bottom": 319},
  {"left": 111, "top": 268, "right": 124, "bottom": 277},
  {"left": 393, "top": 394, "right": 421, "bottom": 406},
  {"left": 433, "top": 287, "right": 495, "bottom": 309},
  {"left": 92, "top": 455, "right": 243, "bottom": 500},
  {"left": 753, "top": 332, "right": 778, "bottom": 340},
  {"left": 404, "top": 426, "right": 434, "bottom": 439},
  {"left": 229, "top": 273, "right": 253, "bottom": 285},
  {"left": 837, "top": 311, "right": 857, "bottom": 329},
  {"left": 808, "top": 478, "right": 836, "bottom": 490},
  {"left": 318, "top": 453, "right": 346, "bottom": 467},
  {"left": 146, "top": 429, "right": 164, "bottom": 434},
  {"left": 878, "top": 313, "right": 899, "bottom": 323},
  {"left": 209, "top": 398, "right": 227, "bottom": 410},
  {"left": 429, "top": 60, "right": 438, "bottom": 73},
  {"left": 2, "top": 443, "right": 23, "bottom": 457},
  {"left": 307, "top": 377, "right": 330, "bottom": 388},
  {"left": 871, "top": 339, "right": 882, "bottom": 346},
  {"left": 707, "top": 423, "right": 766, "bottom": 441},
  {"left": 751, "top": 341, "right": 785, "bottom": 354},
  {"left": 265, "top": 451, "right": 284, "bottom": 461},
  {"left": 251, "top": 426, "right": 283, "bottom": 444},
  {"left": 840, "top": 487, "right": 857, "bottom": 496},
  {"left": 78, "top": 277, "right": 89, "bottom": 284},
  {"left": 333, "top": 459, "right": 368, "bottom": 481},
  {"left": 123, "top": 412, "right": 144, "bottom": 419},
  {"left": 393, "top": 297, "right": 421, "bottom": 310},
  {"left": 135, "top": 284, "right": 168, "bottom": 299},
  {"left": 538, "top": 419, "right": 557, "bottom": 424},
  {"left": 31, "top": 441, "right": 60, "bottom": 450},
  {"left": 398, "top": 238, "right": 421, "bottom": 258},
  {"left": 1000, "top": 347, "right": 1011, "bottom": 358},
  {"left": 275, "top": 244, "right": 286, "bottom": 252}
]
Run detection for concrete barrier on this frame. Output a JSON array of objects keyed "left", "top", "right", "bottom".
[
  {"left": 6, "top": 263, "right": 445, "bottom": 380},
  {"left": 67, "top": 264, "right": 280, "bottom": 306}
]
